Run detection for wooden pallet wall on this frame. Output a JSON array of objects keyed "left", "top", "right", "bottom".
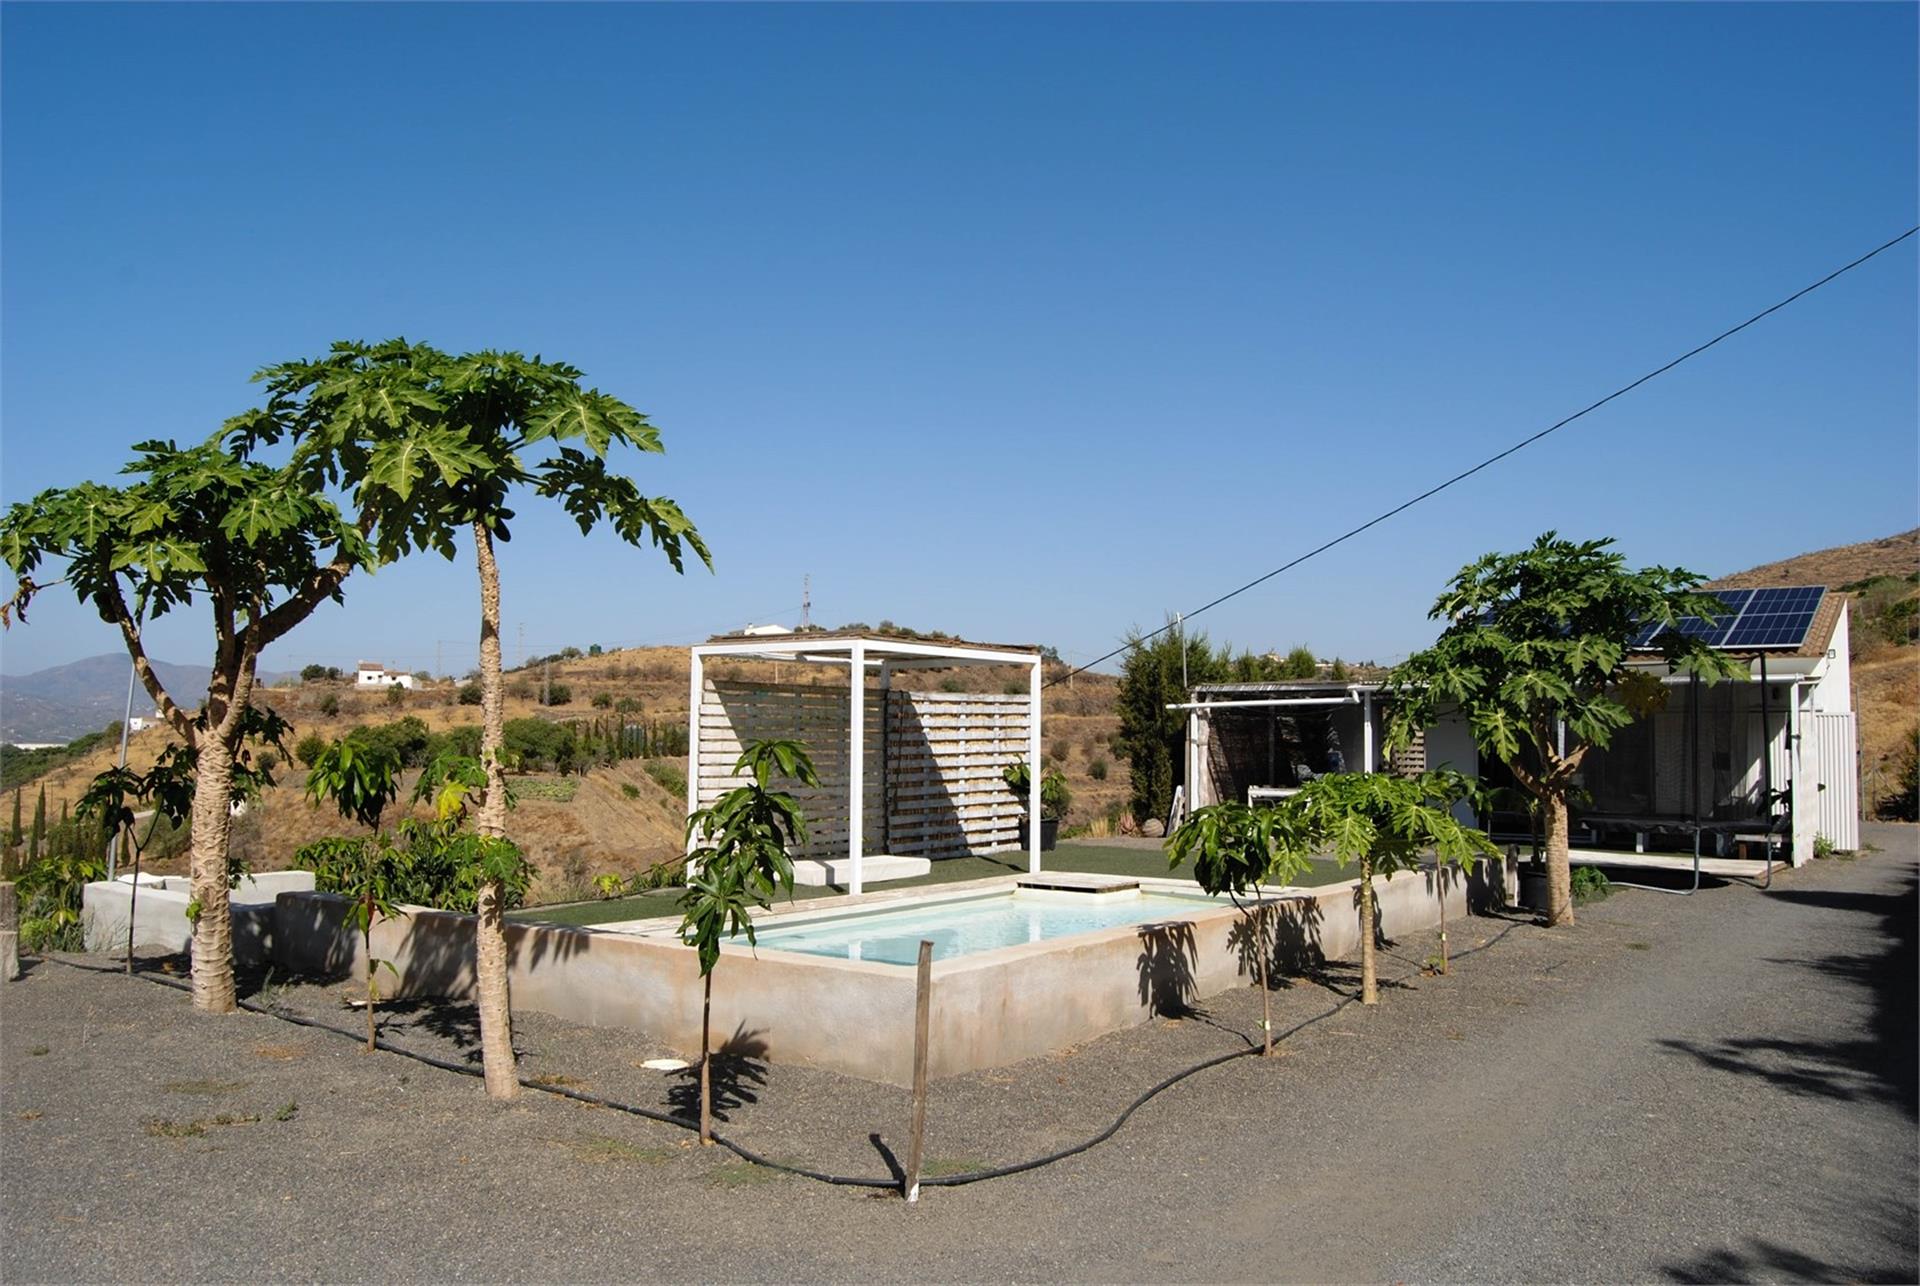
[{"left": 696, "top": 680, "right": 1032, "bottom": 860}]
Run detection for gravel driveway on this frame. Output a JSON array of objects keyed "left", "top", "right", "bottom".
[{"left": 4, "top": 825, "right": 1913, "bottom": 1283}]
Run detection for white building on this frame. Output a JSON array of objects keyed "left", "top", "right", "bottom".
[
  {"left": 1181, "top": 588, "right": 1858, "bottom": 867},
  {"left": 354, "top": 661, "right": 415, "bottom": 690}
]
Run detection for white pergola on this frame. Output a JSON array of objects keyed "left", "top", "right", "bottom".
[{"left": 687, "top": 632, "right": 1045, "bottom": 895}]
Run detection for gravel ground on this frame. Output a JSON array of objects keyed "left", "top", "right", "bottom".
[{"left": 3, "top": 825, "right": 1914, "bottom": 1283}]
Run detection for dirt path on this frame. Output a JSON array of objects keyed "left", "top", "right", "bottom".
[{"left": 3, "top": 826, "right": 1913, "bottom": 1283}]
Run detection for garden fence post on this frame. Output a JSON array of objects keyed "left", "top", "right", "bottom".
[
  {"left": 904, "top": 939, "right": 933, "bottom": 1202},
  {"left": 0, "top": 879, "right": 18, "bottom": 983}
]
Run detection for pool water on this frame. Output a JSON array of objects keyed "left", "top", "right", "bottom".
[{"left": 748, "top": 890, "right": 1219, "bottom": 966}]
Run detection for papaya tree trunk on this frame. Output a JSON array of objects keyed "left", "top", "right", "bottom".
[
  {"left": 472, "top": 520, "right": 520, "bottom": 1101},
  {"left": 1358, "top": 853, "right": 1378, "bottom": 1007},
  {"left": 699, "top": 969, "right": 714, "bottom": 1144},
  {"left": 187, "top": 733, "right": 237, "bottom": 1013},
  {"left": 124, "top": 828, "right": 140, "bottom": 977},
  {"left": 1543, "top": 790, "right": 1575, "bottom": 927}
]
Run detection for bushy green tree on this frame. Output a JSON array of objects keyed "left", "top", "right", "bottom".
[
  {"left": 1116, "top": 622, "right": 1230, "bottom": 825},
  {"left": 1386, "top": 534, "right": 1738, "bottom": 926},
  {"left": 3, "top": 434, "right": 374, "bottom": 1011}
]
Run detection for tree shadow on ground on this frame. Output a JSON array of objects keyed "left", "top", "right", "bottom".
[
  {"left": 367, "top": 996, "right": 484, "bottom": 1061},
  {"left": 1663, "top": 1234, "right": 1903, "bottom": 1284},
  {"left": 666, "top": 1025, "right": 769, "bottom": 1125},
  {"left": 1656, "top": 868, "right": 1918, "bottom": 1121}
]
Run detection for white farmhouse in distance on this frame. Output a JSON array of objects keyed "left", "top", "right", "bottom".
[
  {"left": 740, "top": 623, "right": 794, "bottom": 637},
  {"left": 355, "top": 661, "right": 415, "bottom": 690}
]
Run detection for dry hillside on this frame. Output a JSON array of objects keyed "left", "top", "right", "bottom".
[
  {"left": 1709, "top": 528, "right": 1919, "bottom": 813},
  {"left": 15, "top": 645, "right": 1125, "bottom": 903}
]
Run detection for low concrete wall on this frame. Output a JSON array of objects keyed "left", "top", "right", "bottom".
[
  {"left": 83, "top": 871, "right": 313, "bottom": 968},
  {"left": 272, "top": 859, "right": 1509, "bottom": 1084}
]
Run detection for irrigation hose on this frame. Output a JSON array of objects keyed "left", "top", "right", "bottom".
[{"left": 39, "top": 919, "right": 1520, "bottom": 1192}]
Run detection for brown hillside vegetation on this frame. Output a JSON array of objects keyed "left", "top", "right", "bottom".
[
  {"left": 15, "top": 644, "right": 1124, "bottom": 903},
  {"left": 1709, "top": 528, "right": 1918, "bottom": 818}
]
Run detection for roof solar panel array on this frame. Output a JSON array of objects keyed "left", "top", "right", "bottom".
[{"left": 1630, "top": 585, "right": 1824, "bottom": 652}]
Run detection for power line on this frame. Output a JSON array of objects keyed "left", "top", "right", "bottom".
[{"left": 1049, "top": 225, "right": 1919, "bottom": 688}]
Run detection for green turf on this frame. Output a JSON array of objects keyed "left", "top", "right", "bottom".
[{"left": 510, "top": 841, "right": 1350, "bottom": 929}]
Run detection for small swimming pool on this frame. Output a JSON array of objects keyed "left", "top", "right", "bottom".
[{"left": 749, "top": 889, "right": 1219, "bottom": 966}]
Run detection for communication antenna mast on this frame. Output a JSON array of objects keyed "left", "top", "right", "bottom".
[{"left": 800, "top": 574, "right": 811, "bottom": 630}]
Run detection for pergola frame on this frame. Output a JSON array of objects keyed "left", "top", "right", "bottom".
[{"left": 687, "top": 634, "right": 1045, "bottom": 895}]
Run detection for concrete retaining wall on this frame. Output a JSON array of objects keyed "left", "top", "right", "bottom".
[
  {"left": 83, "top": 871, "right": 314, "bottom": 968},
  {"left": 272, "top": 859, "right": 1511, "bottom": 1084}
]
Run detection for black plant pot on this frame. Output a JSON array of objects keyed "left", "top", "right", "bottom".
[
  {"left": 1518, "top": 864, "right": 1550, "bottom": 911},
  {"left": 1021, "top": 815, "right": 1060, "bottom": 851}
]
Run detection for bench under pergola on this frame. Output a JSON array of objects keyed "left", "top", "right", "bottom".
[{"left": 686, "top": 632, "right": 1045, "bottom": 894}]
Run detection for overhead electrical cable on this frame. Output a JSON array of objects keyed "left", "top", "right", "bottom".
[{"left": 1048, "top": 224, "right": 1919, "bottom": 687}]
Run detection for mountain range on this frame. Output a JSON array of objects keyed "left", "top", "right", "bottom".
[{"left": 1, "top": 654, "right": 290, "bottom": 744}]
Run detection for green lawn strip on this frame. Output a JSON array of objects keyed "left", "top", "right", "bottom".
[{"left": 512, "top": 843, "right": 1349, "bottom": 928}]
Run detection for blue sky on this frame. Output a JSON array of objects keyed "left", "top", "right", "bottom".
[{"left": 3, "top": 3, "right": 1914, "bottom": 680}]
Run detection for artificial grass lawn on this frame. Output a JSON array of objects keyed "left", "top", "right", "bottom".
[{"left": 510, "top": 841, "right": 1349, "bottom": 929}]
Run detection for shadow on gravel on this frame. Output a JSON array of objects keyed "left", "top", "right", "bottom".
[
  {"left": 1663, "top": 1234, "right": 1897, "bottom": 1284},
  {"left": 370, "top": 998, "right": 484, "bottom": 1062},
  {"left": 1657, "top": 868, "right": 1918, "bottom": 1120},
  {"left": 667, "top": 1026, "right": 769, "bottom": 1124}
]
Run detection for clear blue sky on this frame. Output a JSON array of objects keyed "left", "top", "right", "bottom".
[{"left": 3, "top": 3, "right": 1914, "bottom": 680}]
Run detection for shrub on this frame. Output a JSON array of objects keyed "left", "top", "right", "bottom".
[
  {"left": 503, "top": 718, "right": 575, "bottom": 772},
  {"left": 1877, "top": 728, "right": 1918, "bottom": 822},
  {"left": 1570, "top": 865, "right": 1612, "bottom": 905},
  {"left": 938, "top": 677, "right": 964, "bottom": 693},
  {"left": 384, "top": 684, "right": 406, "bottom": 708},
  {"left": 457, "top": 682, "right": 483, "bottom": 706},
  {"left": 593, "top": 873, "right": 625, "bottom": 899},
  {"left": 545, "top": 682, "right": 573, "bottom": 707},
  {"left": 1089, "top": 757, "right": 1109, "bottom": 781},
  {"left": 294, "top": 732, "right": 328, "bottom": 768},
  {"left": 615, "top": 696, "right": 642, "bottom": 714},
  {"left": 317, "top": 694, "right": 340, "bottom": 717},
  {"left": 644, "top": 758, "right": 686, "bottom": 798},
  {"left": 508, "top": 681, "right": 533, "bottom": 701},
  {"left": 346, "top": 717, "right": 432, "bottom": 768},
  {"left": 591, "top": 692, "right": 613, "bottom": 709},
  {"left": 255, "top": 752, "right": 279, "bottom": 776},
  {"left": 424, "top": 725, "right": 481, "bottom": 763},
  {"left": 620, "top": 782, "right": 641, "bottom": 800},
  {"left": 1048, "top": 740, "right": 1069, "bottom": 763}
]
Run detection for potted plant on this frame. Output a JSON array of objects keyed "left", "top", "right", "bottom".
[{"left": 1004, "top": 761, "right": 1070, "bottom": 850}]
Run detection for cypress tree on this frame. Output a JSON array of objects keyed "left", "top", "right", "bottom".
[
  {"left": 8, "top": 789, "right": 19, "bottom": 846},
  {"left": 30, "top": 785, "right": 46, "bottom": 863}
]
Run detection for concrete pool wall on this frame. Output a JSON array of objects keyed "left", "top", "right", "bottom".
[{"left": 272, "top": 863, "right": 1507, "bottom": 1085}]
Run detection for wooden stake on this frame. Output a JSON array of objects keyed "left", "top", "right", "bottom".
[
  {"left": 904, "top": 939, "right": 933, "bottom": 1202},
  {"left": 0, "top": 879, "right": 18, "bottom": 984}
]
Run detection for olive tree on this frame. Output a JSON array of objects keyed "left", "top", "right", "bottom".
[
  {"left": 1385, "top": 534, "right": 1738, "bottom": 927},
  {"left": 2, "top": 438, "right": 371, "bottom": 1011},
  {"left": 245, "top": 340, "right": 710, "bottom": 1100}
]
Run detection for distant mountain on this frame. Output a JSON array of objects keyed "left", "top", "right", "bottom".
[{"left": 0, "top": 653, "right": 290, "bottom": 744}]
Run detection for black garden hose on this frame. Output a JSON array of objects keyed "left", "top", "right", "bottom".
[{"left": 39, "top": 919, "right": 1520, "bottom": 1192}]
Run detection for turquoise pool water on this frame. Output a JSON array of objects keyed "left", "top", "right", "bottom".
[{"left": 748, "top": 890, "right": 1219, "bottom": 966}]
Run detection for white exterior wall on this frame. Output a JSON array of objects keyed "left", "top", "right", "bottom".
[
  {"left": 1806, "top": 603, "right": 1852, "bottom": 714},
  {"left": 355, "top": 669, "right": 415, "bottom": 690}
]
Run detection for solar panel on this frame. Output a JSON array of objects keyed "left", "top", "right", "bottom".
[
  {"left": 1722, "top": 586, "right": 1825, "bottom": 650},
  {"left": 1631, "top": 589, "right": 1751, "bottom": 648}
]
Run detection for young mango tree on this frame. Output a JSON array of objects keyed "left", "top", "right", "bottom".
[
  {"left": 680, "top": 739, "right": 817, "bottom": 1142},
  {"left": 1384, "top": 533, "right": 1740, "bottom": 927},
  {"left": 2, "top": 435, "right": 373, "bottom": 1011},
  {"left": 1287, "top": 770, "right": 1496, "bottom": 1006},
  {"left": 295, "top": 740, "right": 405, "bottom": 1050},
  {"left": 248, "top": 340, "right": 710, "bottom": 1100},
  {"left": 1166, "top": 801, "right": 1315, "bottom": 1054}
]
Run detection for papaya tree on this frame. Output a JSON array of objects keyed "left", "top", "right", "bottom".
[
  {"left": 244, "top": 340, "right": 710, "bottom": 1100},
  {"left": 2, "top": 436, "right": 372, "bottom": 1011},
  {"left": 1166, "top": 801, "right": 1314, "bottom": 1054},
  {"left": 1287, "top": 771, "right": 1496, "bottom": 1005},
  {"left": 680, "top": 739, "right": 816, "bottom": 1142},
  {"left": 1384, "top": 534, "right": 1739, "bottom": 927},
  {"left": 296, "top": 740, "right": 405, "bottom": 1050}
]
